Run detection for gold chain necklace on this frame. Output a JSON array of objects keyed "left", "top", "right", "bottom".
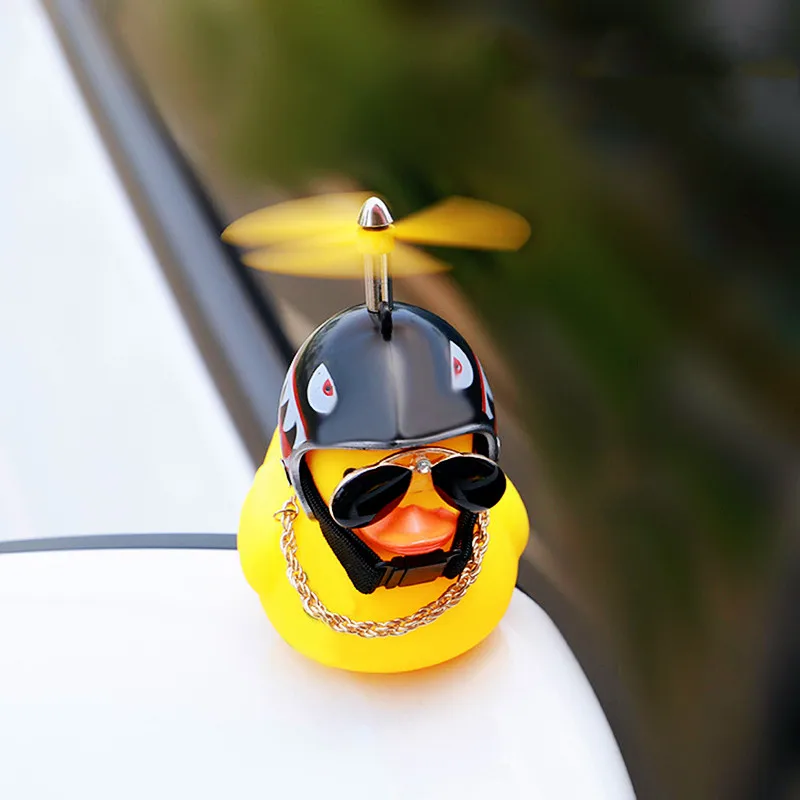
[{"left": 273, "top": 497, "right": 490, "bottom": 638}]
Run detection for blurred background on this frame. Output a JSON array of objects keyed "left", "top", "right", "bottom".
[{"left": 63, "top": 0, "right": 800, "bottom": 796}]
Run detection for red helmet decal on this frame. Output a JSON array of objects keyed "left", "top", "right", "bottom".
[{"left": 278, "top": 357, "right": 308, "bottom": 458}]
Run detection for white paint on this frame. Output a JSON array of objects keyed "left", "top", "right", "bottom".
[
  {"left": 449, "top": 340, "right": 474, "bottom": 391},
  {"left": 0, "top": 549, "right": 635, "bottom": 799},
  {"left": 479, "top": 362, "right": 495, "bottom": 420},
  {"left": 306, "top": 362, "right": 337, "bottom": 414},
  {"left": 0, "top": 0, "right": 254, "bottom": 540}
]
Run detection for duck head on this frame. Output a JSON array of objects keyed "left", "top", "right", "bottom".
[{"left": 277, "top": 303, "right": 502, "bottom": 594}]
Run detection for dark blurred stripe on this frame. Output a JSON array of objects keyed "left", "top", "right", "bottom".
[
  {"left": 41, "top": 0, "right": 293, "bottom": 464},
  {"left": 0, "top": 533, "right": 237, "bottom": 554}
]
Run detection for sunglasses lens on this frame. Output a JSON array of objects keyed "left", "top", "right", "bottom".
[
  {"left": 330, "top": 465, "right": 412, "bottom": 529},
  {"left": 432, "top": 456, "right": 506, "bottom": 513}
]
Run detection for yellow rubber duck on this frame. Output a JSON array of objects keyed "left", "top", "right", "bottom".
[{"left": 238, "top": 301, "right": 530, "bottom": 673}]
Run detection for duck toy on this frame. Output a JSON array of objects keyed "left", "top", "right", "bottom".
[{"left": 225, "top": 193, "right": 532, "bottom": 673}]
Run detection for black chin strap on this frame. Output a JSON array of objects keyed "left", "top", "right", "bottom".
[{"left": 298, "top": 460, "right": 476, "bottom": 595}]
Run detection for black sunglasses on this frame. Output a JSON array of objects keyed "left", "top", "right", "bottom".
[{"left": 329, "top": 447, "right": 506, "bottom": 530}]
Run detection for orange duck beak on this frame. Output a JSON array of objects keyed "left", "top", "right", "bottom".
[{"left": 356, "top": 504, "right": 458, "bottom": 556}]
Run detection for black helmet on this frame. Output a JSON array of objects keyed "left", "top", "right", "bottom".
[
  {"left": 276, "top": 301, "right": 500, "bottom": 595},
  {"left": 279, "top": 301, "right": 498, "bottom": 514}
]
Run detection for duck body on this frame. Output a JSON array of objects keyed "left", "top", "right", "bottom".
[{"left": 239, "top": 430, "right": 529, "bottom": 673}]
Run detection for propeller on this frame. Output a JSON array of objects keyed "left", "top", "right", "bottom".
[{"left": 222, "top": 193, "right": 530, "bottom": 280}]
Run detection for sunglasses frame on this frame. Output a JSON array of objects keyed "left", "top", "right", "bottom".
[{"left": 329, "top": 446, "right": 504, "bottom": 527}]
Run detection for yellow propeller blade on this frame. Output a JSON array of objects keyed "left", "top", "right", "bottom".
[
  {"left": 242, "top": 240, "right": 362, "bottom": 278},
  {"left": 221, "top": 192, "right": 371, "bottom": 247},
  {"left": 242, "top": 240, "right": 449, "bottom": 278},
  {"left": 392, "top": 242, "right": 451, "bottom": 276},
  {"left": 394, "top": 197, "right": 530, "bottom": 250}
]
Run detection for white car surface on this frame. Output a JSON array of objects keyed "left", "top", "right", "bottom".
[
  {"left": 1, "top": 549, "right": 634, "bottom": 800},
  {"left": 0, "top": 0, "right": 254, "bottom": 540}
]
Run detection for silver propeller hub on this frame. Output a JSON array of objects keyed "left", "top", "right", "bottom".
[{"left": 358, "top": 197, "right": 393, "bottom": 229}]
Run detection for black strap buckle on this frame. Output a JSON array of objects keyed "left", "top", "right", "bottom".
[{"left": 377, "top": 548, "right": 463, "bottom": 590}]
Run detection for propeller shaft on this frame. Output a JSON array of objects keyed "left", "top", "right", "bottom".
[
  {"left": 359, "top": 197, "right": 394, "bottom": 313},
  {"left": 363, "top": 253, "right": 392, "bottom": 313}
]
